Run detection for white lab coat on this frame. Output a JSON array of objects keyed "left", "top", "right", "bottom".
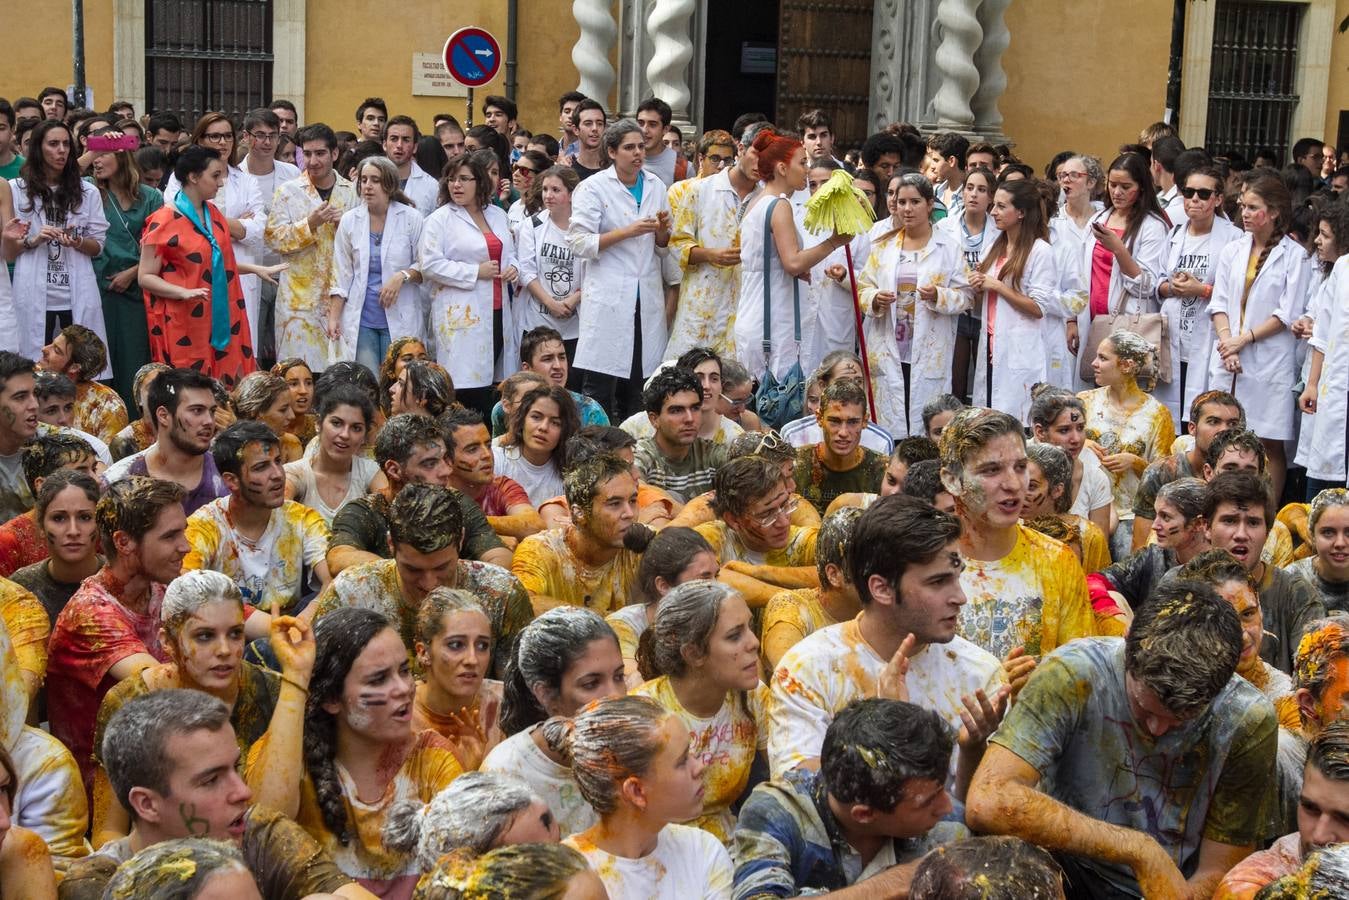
[
  {"left": 1046, "top": 202, "right": 1104, "bottom": 390},
  {"left": 802, "top": 228, "right": 869, "bottom": 377},
  {"left": 568, "top": 166, "right": 671, "bottom": 379},
  {"left": 1295, "top": 255, "right": 1349, "bottom": 482},
  {"left": 971, "top": 239, "right": 1059, "bottom": 423},
  {"left": 1206, "top": 233, "right": 1310, "bottom": 441},
  {"left": 857, "top": 220, "right": 971, "bottom": 437},
  {"left": 1155, "top": 215, "right": 1243, "bottom": 425},
  {"left": 419, "top": 202, "right": 516, "bottom": 388},
  {"left": 331, "top": 201, "right": 426, "bottom": 351},
  {"left": 165, "top": 165, "right": 266, "bottom": 344},
  {"left": 8, "top": 180, "right": 112, "bottom": 378},
  {"left": 1070, "top": 210, "right": 1170, "bottom": 390},
  {"left": 403, "top": 162, "right": 440, "bottom": 218}
]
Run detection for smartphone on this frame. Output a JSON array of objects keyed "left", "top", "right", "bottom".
[{"left": 88, "top": 134, "right": 140, "bottom": 152}]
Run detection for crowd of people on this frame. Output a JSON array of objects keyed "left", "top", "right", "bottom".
[{"left": 0, "top": 80, "right": 1346, "bottom": 899}]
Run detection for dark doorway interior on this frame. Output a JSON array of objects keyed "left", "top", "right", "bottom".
[{"left": 703, "top": 0, "right": 779, "bottom": 134}]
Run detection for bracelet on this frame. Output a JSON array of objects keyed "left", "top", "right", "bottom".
[
  {"left": 280, "top": 674, "right": 309, "bottom": 696},
  {"left": 1247, "top": 330, "right": 1255, "bottom": 344}
]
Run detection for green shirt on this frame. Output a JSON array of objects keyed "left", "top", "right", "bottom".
[
  {"left": 328, "top": 489, "right": 505, "bottom": 563},
  {"left": 91, "top": 182, "right": 164, "bottom": 295},
  {"left": 793, "top": 445, "right": 887, "bottom": 516},
  {"left": 0, "top": 154, "right": 22, "bottom": 181}
]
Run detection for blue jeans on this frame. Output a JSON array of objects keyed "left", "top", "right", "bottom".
[{"left": 356, "top": 327, "right": 391, "bottom": 376}]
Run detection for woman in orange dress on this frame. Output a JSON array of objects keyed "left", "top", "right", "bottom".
[{"left": 136, "top": 145, "right": 280, "bottom": 390}]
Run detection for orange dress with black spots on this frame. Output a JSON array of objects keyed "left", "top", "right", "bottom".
[{"left": 140, "top": 203, "right": 256, "bottom": 389}]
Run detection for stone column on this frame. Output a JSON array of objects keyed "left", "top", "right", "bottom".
[
  {"left": 970, "top": 0, "right": 1011, "bottom": 136},
  {"left": 931, "top": 0, "right": 982, "bottom": 128},
  {"left": 572, "top": 0, "right": 618, "bottom": 107},
  {"left": 646, "top": 0, "right": 696, "bottom": 129}
]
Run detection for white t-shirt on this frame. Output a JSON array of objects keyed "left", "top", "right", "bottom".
[
  {"left": 481, "top": 729, "right": 597, "bottom": 837},
  {"left": 517, "top": 215, "right": 582, "bottom": 340},
  {"left": 1167, "top": 227, "right": 1218, "bottom": 360},
  {"left": 766, "top": 617, "right": 1004, "bottom": 778},
  {"left": 184, "top": 498, "right": 329, "bottom": 613},
  {"left": 565, "top": 823, "right": 733, "bottom": 900},
  {"left": 1069, "top": 451, "right": 1113, "bottom": 521},
  {"left": 643, "top": 147, "right": 681, "bottom": 187},
  {"left": 492, "top": 445, "right": 564, "bottom": 507},
  {"left": 43, "top": 228, "right": 74, "bottom": 311}
]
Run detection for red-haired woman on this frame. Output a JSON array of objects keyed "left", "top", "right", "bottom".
[{"left": 734, "top": 129, "right": 849, "bottom": 394}]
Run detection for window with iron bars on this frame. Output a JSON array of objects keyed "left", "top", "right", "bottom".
[
  {"left": 146, "top": 0, "right": 273, "bottom": 126},
  {"left": 1204, "top": 0, "right": 1302, "bottom": 166}
]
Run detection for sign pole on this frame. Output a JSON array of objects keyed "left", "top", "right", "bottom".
[{"left": 466, "top": 87, "right": 474, "bottom": 128}]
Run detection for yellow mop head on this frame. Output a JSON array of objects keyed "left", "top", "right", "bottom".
[{"left": 803, "top": 169, "right": 876, "bottom": 237}]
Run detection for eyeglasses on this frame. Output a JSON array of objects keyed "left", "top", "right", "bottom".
[
  {"left": 751, "top": 430, "right": 787, "bottom": 456},
  {"left": 1058, "top": 170, "right": 1087, "bottom": 181},
  {"left": 247, "top": 131, "right": 278, "bottom": 143},
  {"left": 705, "top": 153, "right": 734, "bottom": 167},
  {"left": 449, "top": 175, "right": 477, "bottom": 184},
  {"left": 1180, "top": 187, "right": 1218, "bottom": 200},
  {"left": 751, "top": 496, "right": 799, "bottom": 529},
  {"left": 513, "top": 165, "right": 537, "bottom": 175},
  {"left": 723, "top": 392, "right": 752, "bottom": 409},
  {"left": 202, "top": 131, "right": 234, "bottom": 144}
]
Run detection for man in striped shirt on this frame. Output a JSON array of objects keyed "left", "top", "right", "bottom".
[{"left": 633, "top": 366, "right": 727, "bottom": 503}]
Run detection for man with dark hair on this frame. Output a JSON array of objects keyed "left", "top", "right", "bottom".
[
  {"left": 767, "top": 493, "right": 1005, "bottom": 778},
  {"left": 968, "top": 579, "right": 1278, "bottom": 899},
  {"left": 269, "top": 99, "right": 298, "bottom": 134},
  {"left": 0, "top": 98, "right": 21, "bottom": 179},
  {"left": 636, "top": 97, "right": 686, "bottom": 185},
  {"left": 40, "top": 323, "right": 126, "bottom": 442},
  {"left": 144, "top": 112, "right": 182, "bottom": 157},
  {"left": 1149, "top": 134, "right": 1186, "bottom": 221},
  {"left": 490, "top": 326, "right": 608, "bottom": 432},
  {"left": 311, "top": 481, "right": 531, "bottom": 680},
  {"left": 482, "top": 95, "right": 518, "bottom": 137},
  {"left": 794, "top": 378, "right": 888, "bottom": 516},
  {"left": 183, "top": 421, "right": 329, "bottom": 629},
  {"left": 104, "top": 368, "right": 228, "bottom": 515},
  {"left": 761, "top": 506, "right": 862, "bottom": 671},
  {"left": 382, "top": 114, "right": 436, "bottom": 215},
  {"left": 860, "top": 132, "right": 906, "bottom": 182},
  {"left": 966, "top": 142, "right": 998, "bottom": 172},
  {"left": 926, "top": 131, "right": 970, "bottom": 214},
  {"left": 570, "top": 99, "right": 607, "bottom": 180},
  {"left": 326, "top": 413, "right": 510, "bottom": 575},
  {"left": 558, "top": 90, "right": 586, "bottom": 155},
  {"left": 1200, "top": 472, "right": 1322, "bottom": 673},
  {"left": 1293, "top": 137, "right": 1326, "bottom": 181},
  {"left": 0, "top": 352, "right": 41, "bottom": 521},
  {"left": 796, "top": 109, "right": 836, "bottom": 166},
  {"left": 38, "top": 86, "right": 67, "bottom": 121},
  {"left": 32, "top": 370, "right": 76, "bottom": 428},
  {"left": 938, "top": 407, "right": 1098, "bottom": 658},
  {"left": 733, "top": 698, "right": 961, "bottom": 897},
  {"left": 12, "top": 97, "right": 41, "bottom": 125},
  {"left": 634, "top": 367, "right": 726, "bottom": 503},
  {"left": 46, "top": 476, "right": 189, "bottom": 788},
  {"left": 435, "top": 116, "right": 465, "bottom": 158},
  {"left": 441, "top": 405, "right": 543, "bottom": 541},
  {"left": 58, "top": 689, "right": 377, "bottom": 900},
  {"left": 1130, "top": 390, "right": 1244, "bottom": 550},
  {"left": 266, "top": 122, "right": 357, "bottom": 364},
  {"left": 354, "top": 97, "right": 388, "bottom": 142},
  {"left": 903, "top": 458, "right": 957, "bottom": 514}
]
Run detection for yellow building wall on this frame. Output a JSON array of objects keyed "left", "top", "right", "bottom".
[
  {"left": 1000, "top": 0, "right": 1171, "bottom": 171},
  {"left": 304, "top": 1, "right": 579, "bottom": 137},
  {"left": 1324, "top": 0, "right": 1349, "bottom": 148},
  {"left": 0, "top": 3, "right": 114, "bottom": 111}
]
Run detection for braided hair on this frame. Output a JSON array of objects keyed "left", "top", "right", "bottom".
[{"left": 1243, "top": 172, "right": 1292, "bottom": 284}]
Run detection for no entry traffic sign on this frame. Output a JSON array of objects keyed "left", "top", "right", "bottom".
[{"left": 443, "top": 27, "right": 502, "bottom": 88}]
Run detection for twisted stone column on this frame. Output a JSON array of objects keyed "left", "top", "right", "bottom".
[
  {"left": 931, "top": 0, "right": 981, "bottom": 127},
  {"left": 972, "top": 0, "right": 1011, "bottom": 131},
  {"left": 572, "top": 0, "right": 618, "bottom": 106},
  {"left": 645, "top": 0, "right": 696, "bottom": 125}
]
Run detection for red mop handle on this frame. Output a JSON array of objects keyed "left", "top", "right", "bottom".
[{"left": 843, "top": 243, "right": 878, "bottom": 424}]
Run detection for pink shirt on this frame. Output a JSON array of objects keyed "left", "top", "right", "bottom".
[
  {"left": 1089, "top": 226, "right": 1123, "bottom": 316},
  {"left": 486, "top": 232, "right": 504, "bottom": 310}
]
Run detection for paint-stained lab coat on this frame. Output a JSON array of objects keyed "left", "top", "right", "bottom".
[
  {"left": 331, "top": 200, "right": 426, "bottom": 352},
  {"left": 857, "top": 221, "right": 972, "bottom": 437},
  {"left": 1296, "top": 255, "right": 1349, "bottom": 482},
  {"left": 8, "top": 180, "right": 112, "bottom": 378},
  {"left": 971, "top": 239, "right": 1059, "bottom": 424},
  {"left": 1206, "top": 233, "right": 1310, "bottom": 441},
  {"left": 419, "top": 201, "right": 517, "bottom": 388},
  {"left": 568, "top": 166, "right": 671, "bottom": 379}
]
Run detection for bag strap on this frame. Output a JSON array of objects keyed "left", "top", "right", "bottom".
[{"left": 761, "top": 197, "right": 801, "bottom": 357}]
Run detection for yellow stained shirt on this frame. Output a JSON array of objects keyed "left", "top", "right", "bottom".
[
  {"left": 958, "top": 525, "right": 1096, "bottom": 660},
  {"left": 635, "top": 675, "right": 768, "bottom": 845},
  {"left": 0, "top": 576, "right": 48, "bottom": 687},
  {"left": 1079, "top": 388, "right": 1177, "bottom": 523},
  {"left": 761, "top": 587, "right": 839, "bottom": 671},
  {"left": 665, "top": 172, "right": 745, "bottom": 358},
  {"left": 695, "top": 521, "right": 818, "bottom": 569},
  {"left": 511, "top": 527, "right": 642, "bottom": 614},
  {"left": 73, "top": 381, "right": 129, "bottom": 445},
  {"left": 1069, "top": 513, "right": 1111, "bottom": 574}
]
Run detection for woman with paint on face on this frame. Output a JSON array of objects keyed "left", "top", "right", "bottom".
[
  {"left": 483, "top": 606, "right": 627, "bottom": 838},
  {"left": 546, "top": 694, "right": 734, "bottom": 898},
  {"left": 388, "top": 359, "right": 454, "bottom": 419},
  {"left": 1209, "top": 173, "right": 1306, "bottom": 502},
  {"left": 272, "top": 358, "right": 318, "bottom": 447},
  {"left": 634, "top": 580, "right": 766, "bottom": 845},
  {"left": 9, "top": 470, "right": 102, "bottom": 623},
  {"left": 1029, "top": 386, "right": 1113, "bottom": 540},
  {"left": 968, "top": 178, "right": 1059, "bottom": 424},
  {"left": 1285, "top": 489, "right": 1349, "bottom": 612},
  {"left": 1295, "top": 204, "right": 1349, "bottom": 499},
  {"left": 245, "top": 606, "right": 462, "bottom": 898},
  {"left": 377, "top": 337, "right": 429, "bottom": 409},
  {"left": 607, "top": 526, "right": 718, "bottom": 688},
  {"left": 1020, "top": 442, "right": 1110, "bottom": 574},
  {"left": 1154, "top": 165, "right": 1243, "bottom": 428},
  {"left": 413, "top": 842, "right": 605, "bottom": 900},
  {"left": 493, "top": 384, "right": 578, "bottom": 506},
  {"left": 89, "top": 570, "right": 295, "bottom": 848},
  {"left": 857, "top": 171, "right": 972, "bottom": 438},
  {"left": 384, "top": 771, "right": 560, "bottom": 873},
  {"left": 231, "top": 370, "right": 302, "bottom": 463},
  {"left": 410, "top": 588, "right": 504, "bottom": 772},
  {"left": 939, "top": 165, "right": 1000, "bottom": 399},
  {"left": 1078, "top": 330, "right": 1176, "bottom": 559},
  {"left": 283, "top": 383, "right": 385, "bottom": 527},
  {"left": 1070, "top": 152, "right": 1169, "bottom": 392}
]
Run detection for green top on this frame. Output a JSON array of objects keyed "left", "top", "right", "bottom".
[
  {"left": 793, "top": 445, "right": 888, "bottom": 516},
  {"left": 91, "top": 181, "right": 164, "bottom": 295},
  {"left": 0, "top": 154, "right": 22, "bottom": 180}
]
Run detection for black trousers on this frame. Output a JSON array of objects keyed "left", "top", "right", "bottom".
[{"left": 582, "top": 305, "right": 644, "bottom": 421}]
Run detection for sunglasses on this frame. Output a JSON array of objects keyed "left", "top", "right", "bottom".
[{"left": 1180, "top": 187, "right": 1218, "bottom": 200}]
